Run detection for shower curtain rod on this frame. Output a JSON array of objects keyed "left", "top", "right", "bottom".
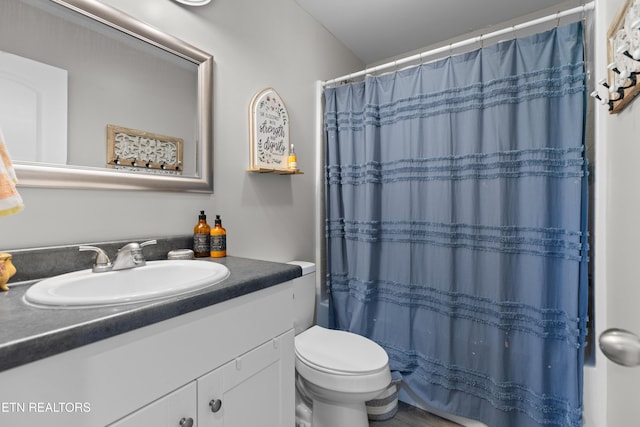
[{"left": 322, "top": 1, "right": 594, "bottom": 87}]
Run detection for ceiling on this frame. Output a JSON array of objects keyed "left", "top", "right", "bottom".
[{"left": 295, "top": 0, "right": 577, "bottom": 65}]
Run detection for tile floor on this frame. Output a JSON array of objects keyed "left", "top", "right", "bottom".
[{"left": 370, "top": 402, "right": 463, "bottom": 427}]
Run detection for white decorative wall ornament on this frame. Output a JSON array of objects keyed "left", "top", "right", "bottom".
[
  {"left": 107, "top": 125, "right": 183, "bottom": 175},
  {"left": 593, "top": 0, "right": 640, "bottom": 113}
]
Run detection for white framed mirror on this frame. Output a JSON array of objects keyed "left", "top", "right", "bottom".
[{"left": 0, "top": 0, "right": 213, "bottom": 192}]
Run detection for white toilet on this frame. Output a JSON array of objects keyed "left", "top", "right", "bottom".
[{"left": 289, "top": 261, "right": 392, "bottom": 427}]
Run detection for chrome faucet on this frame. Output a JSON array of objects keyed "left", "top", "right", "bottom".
[
  {"left": 79, "top": 240, "right": 157, "bottom": 272},
  {"left": 112, "top": 240, "right": 157, "bottom": 271}
]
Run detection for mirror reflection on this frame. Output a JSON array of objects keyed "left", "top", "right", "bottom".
[{"left": 0, "top": 0, "right": 213, "bottom": 192}]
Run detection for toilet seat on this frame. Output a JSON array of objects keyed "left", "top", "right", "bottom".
[
  {"left": 296, "top": 326, "right": 388, "bottom": 375},
  {"left": 295, "top": 326, "right": 390, "bottom": 393}
]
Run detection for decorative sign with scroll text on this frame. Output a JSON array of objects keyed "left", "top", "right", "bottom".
[
  {"left": 248, "top": 88, "right": 290, "bottom": 171},
  {"left": 106, "top": 124, "right": 183, "bottom": 175}
]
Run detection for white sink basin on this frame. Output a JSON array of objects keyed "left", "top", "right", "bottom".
[{"left": 24, "top": 260, "right": 230, "bottom": 308}]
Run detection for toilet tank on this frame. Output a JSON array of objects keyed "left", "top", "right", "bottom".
[{"left": 287, "top": 261, "right": 316, "bottom": 335}]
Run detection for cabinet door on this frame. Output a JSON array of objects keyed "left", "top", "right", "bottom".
[
  {"left": 109, "top": 382, "right": 197, "bottom": 427},
  {"left": 197, "top": 330, "right": 295, "bottom": 427}
]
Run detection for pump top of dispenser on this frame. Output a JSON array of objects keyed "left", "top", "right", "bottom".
[
  {"left": 215, "top": 215, "right": 222, "bottom": 225},
  {"left": 199, "top": 210, "right": 207, "bottom": 220}
]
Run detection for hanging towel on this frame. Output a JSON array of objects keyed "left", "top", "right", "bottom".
[
  {"left": 0, "top": 128, "right": 24, "bottom": 217},
  {"left": 366, "top": 371, "right": 402, "bottom": 421}
]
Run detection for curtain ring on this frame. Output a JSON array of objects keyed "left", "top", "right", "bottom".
[
  {"left": 556, "top": 10, "right": 561, "bottom": 27},
  {"left": 512, "top": 25, "right": 517, "bottom": 40}
]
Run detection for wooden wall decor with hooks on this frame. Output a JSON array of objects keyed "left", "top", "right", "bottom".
[
  {"left": 106, "top": 124, "right": 183, "bottom": 175},
  {"left": 606, "top": 0, "right": 640, "bottom": 113}
]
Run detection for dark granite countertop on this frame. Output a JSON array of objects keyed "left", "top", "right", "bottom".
[{"left": 0, "top": 255, "right": 301, "bottom": 373}]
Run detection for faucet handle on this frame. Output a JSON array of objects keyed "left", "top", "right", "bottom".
[
  {"left": 79, "top": 245, "right": 112, "bottom": 273},
  {"left": 140, "top": 240, "right": 157, "bottom": 248},
  {"left": 136, "top": 240, "right": 157, "bottom": 265},
  {"left": 118, "top": 240, "right": 157, "bottom": 252},
  {"left": 119, "top": 240, "right": 157, "bottom": 267},
  {"left": 120, "top": 240, "right": 157, "bottom": 250}
]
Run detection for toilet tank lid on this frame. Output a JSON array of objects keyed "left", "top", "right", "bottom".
[{"left": 287, "top": 261, "right": 315, "bottom": 275}]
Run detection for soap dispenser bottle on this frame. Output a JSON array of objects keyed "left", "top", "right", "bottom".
[
  {"left": 210, "top": 215, "right": 227, "bottom": 258},
  {"left": 288, "top": 143, "right": 298, "bottom": 170},
  {"left": 193, "top": 210, "right": 211, "bottom": 258}
]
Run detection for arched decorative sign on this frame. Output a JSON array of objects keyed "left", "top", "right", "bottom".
[{"left": 248, "top": 88, "right": 301, "bottom": 174}]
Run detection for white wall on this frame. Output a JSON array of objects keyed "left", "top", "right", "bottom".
[
  {"left": 583, "top": 2, "right": 608, "bottom": 425},
  {"left": 0, "top": 0, "right": 362, "bottom": 264},
  {"left": 586, "top": 0, "right": 640, "bottom": 426}
]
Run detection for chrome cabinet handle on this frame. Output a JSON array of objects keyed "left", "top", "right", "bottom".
[
  {"left": 209, "top": 399, "right": 222, "bottom": 413},
  {"left": 179, "top": 417, "right": 194, "bottom": 427},
  {"left": 599, "top": 328, "right": 640, "bottom": 367}
]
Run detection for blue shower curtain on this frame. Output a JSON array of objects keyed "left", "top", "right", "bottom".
[{"left": 324, "top": 22, "right": 588, "bottom": 427}]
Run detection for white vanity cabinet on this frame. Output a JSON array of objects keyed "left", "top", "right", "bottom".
[
  {"left": 197, "top": 330, "right": 294, "bottom": 427},
  {"left": 109, "top": 382, "right": 197, "bottom": 427},
  {"left": 109, "top": 330, "right": 295, "bottom": 427},
  {"left": 0, "top": 281, "right": 295, "bottom": 427}
]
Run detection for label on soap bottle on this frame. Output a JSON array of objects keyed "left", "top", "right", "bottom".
[
  {"left": 288, "top": 155, "right": 297, "bottom": 169},
  {"left": 193, "top": 234, "right": 209, "bottom": 253},
  {"left": 211, "top": 235, "right": 226, "bottom": 252}
]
